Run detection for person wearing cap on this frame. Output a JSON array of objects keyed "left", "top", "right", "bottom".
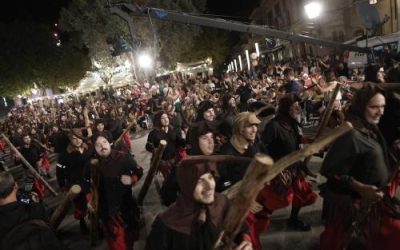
[
  {"left": 217, "top": 112, "right": 263, "bottom": 191},
  {"left": 146, "top": 159, "right": 253, "bottom": 250},
  {"left": 89, "top": 135, "right": 143, "bottom": 250},
  {"left": 56, "top": 128, "right": 93, "bottom": 232},
  {"left": 283, "top": 68, "right": 303, "bottom": 94},
  {"left": 195, "top": 100, "right": 215, "bottom": 122}
]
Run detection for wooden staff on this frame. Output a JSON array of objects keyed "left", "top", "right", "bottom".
[
  {"left": 303, "top": 82, "right": 342, "bottom": 170},
  {"left": 137, "top": 140, "right": 167, "bottom": 205},
  {"left": 114, "top": 121, "right": 136, "bottom": 146},
  {"left": 50, "top": 185, "right": 81, "bottom": 229},
  {"left": 181, "top": 155, "right": 252, "bottom": 164},
  {"left": 89, "top": 95, "right": 100, "bottom": 119},
  {"left": 33, "top": 138, "right": 54, "bottom": 153},
  {"left": 314, "top": 83, "right": 341, "bottom": 139},
  {"left": 1, "top": 133, "right": 58, "bottom": 197},
  {"left": 83, "top": 106, "right": 93, "bottom": 138},
  {"left": 350, "top": 82, "right": 400, "bottom": 90},
  {"left": 89, "top": 158, "right": 100, "bottom": 246},
  {"left": 215, "top": 154, "right": 273, "bottom": 250},
  {"left": 224, "top": 122, "right": 353, "bottom": 199}
]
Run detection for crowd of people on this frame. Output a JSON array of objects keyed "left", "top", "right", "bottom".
[{"left": 0, "top": 52, "right": 399, "bottom": 250}]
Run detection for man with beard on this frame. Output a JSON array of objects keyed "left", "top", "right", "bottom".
[
  {"left": 89, "top": 135, "right": 143, "bottom": 250},
  {"left": 146, "top": 159, "right": 253, "bottom": 250},
  {"left": 217, "top": 112, "right": 263, "bottom": 191},
  {"left": 19, "top": 134, "right": 45, "bottom": 200},
  {"left": 56, "top": 128, "right": 93, "bottom": 232}
]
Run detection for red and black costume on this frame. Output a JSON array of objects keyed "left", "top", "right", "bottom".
[
  {"left": 56, "top": 140, "right": 92, "bottom": 225},
  {"left": 94, "top": 150, "right": 143, "bottom": 250},
  {"left": 245, "top": 95, "right": 317, "bottom": 250},
  {"left": 320, "top": 111, "right": 400, "bottom": 250}
]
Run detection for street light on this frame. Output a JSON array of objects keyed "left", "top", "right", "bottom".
[
  {"left": 137, "top": 53, "right": 152, "bottom": 69},
  {"left": 304, "top": 2, "right": 322, "bottom": 19},
  {"left": 245, "top": 50, "right": 251, "bottom": 71},
  {"left": 234, "top": 59, "right": 238, "bottom": 72},
  {"left": 255, "top": 43, "right": 260, "bottom": 57}
]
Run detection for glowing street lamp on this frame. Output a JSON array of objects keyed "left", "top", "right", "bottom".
[
  {"left": 238, "top": 55, "right": 243, "bottom": 71},
  {"left": 245, "top": 50, "right": 251, "bottom": 71},
  {"left": 255, "top": 43, "right": 260, "bottom": 57},
  {"left": 234, "top": 59, "right": 238, "bottom": 72},
  {"left": 304, "top": 2, "right": 322, "bottom": 19},
  {"left": 138, "top": 53, "right": 152, "bottom": 69}
]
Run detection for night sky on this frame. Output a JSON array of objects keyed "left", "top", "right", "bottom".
[
  {"left": 0, "top": 0, "right": 68, "bottom": 23},
  {"left": 0, "top": 0, "right": 259, "bottom": 61},
  {"left": 0, "top": 0, "right": 259, "bottom": 25},
  {"left": 207, "top": 0, "right": 260, "bottom": 21}
]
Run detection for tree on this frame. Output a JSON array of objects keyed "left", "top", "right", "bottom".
[
  {"left": 59, "top": 0, "right": 204, "bottom": 70},
  {"left": 180, "top": 27, "right": 230, "bottom": 67},
  {"left": 0, "top": 21, "right": 90, "bottom": 97}
]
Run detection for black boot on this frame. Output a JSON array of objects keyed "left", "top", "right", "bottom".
[
  {"left": 287, "top": 218, "right": 311, "bottom": 231},
  {"left": 79, "top": 219, "right": 89, "bottom": 234},
  {"left": 287, "top": 206, "right": 311, "bottom": 231}
]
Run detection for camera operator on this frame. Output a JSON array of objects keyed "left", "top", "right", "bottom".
[{"left": 0, "top": 172, "right": 62, "bottom": 250}]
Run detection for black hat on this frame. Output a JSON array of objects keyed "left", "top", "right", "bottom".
[
  {"left": 278, "top": 93, "right": 301, "bottom": 116},
  {"left": 196, "top": 100, "right": 214, "bottom": 121}
]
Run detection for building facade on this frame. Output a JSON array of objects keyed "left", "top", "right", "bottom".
[{"left": 244, "top": 0, "right": 399, "bottom": 60}]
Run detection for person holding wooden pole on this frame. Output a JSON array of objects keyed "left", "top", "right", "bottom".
[
  {"left": 89, "top": 134, "right": 143, "bottom": 250},
  {"left": 56, "top": 128, "right": 93, "bottom": 233},
  {"left": 145, "top": 111, "right": 186, "bottom": 181},
  {"left": 145, "top": 158, "right": 253, "bottom": 250},
  {"left": 216, "top": 112, "right": 264, "bottom": 191},
  {"left": 320, "top": 83, "right": 400, "bottom": 250},
  {"left": 18, "top": 133, "right": 46, "bottom": 200}
]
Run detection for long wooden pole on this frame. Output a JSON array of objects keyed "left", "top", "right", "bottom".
[
  {"left": 224, "top": 122, "right": 353, "bottom": 199},
  {"left": 1, "top": 133, "right": 58, "bottom": 197},
  {"left": 89, "top": 96, "right": 100, "bottom": 119},
  {"left": 215, "top": 154, "right": 273, "bottom": 250},
  {"left": 50, "top": 185, "right": 81, "bottom": 229},
  {"left": 137, "top": 140, "right": 167, "bottom": 205},
  {"left": 89, "top": 158, "right": 100, "bottom": 246},
  {"left": 33, "top": 138, "right": 54, "bottom": 153},
  {"left": 303, "top": 83, "right": 341, "bottom": 168},
  {"left": 114, "top": 121, "right": 136, "bottom": 145},
  {"left": 314, "top": 83, "right": 341, "bottom": 140},
  {"left": 83, "top": 106, "right": 93, "bottom": 138}
]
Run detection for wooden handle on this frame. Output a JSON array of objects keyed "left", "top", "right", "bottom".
[
  {"left": 137, "top": 140, "right": 167, "bottom": 205},
  {"left": 216, "top": 154, "right": 273, "bottom": 250},
  {"left": 224, "top": 122, "right": 353, "bottom": 199},
  {"left": 50, "top": 185, "right": 81, "bottom": 229},
  {"left": 1, "top": 133, "right": 58, "bottom": 197}
]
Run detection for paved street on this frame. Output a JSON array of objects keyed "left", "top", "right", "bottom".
[{"left": 50, "top": 128, "right": 326, "bottom": 250}]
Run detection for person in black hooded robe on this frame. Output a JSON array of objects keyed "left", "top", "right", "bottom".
[{"left": 145, "top": 159, "right": 253, "bottom": 250}]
